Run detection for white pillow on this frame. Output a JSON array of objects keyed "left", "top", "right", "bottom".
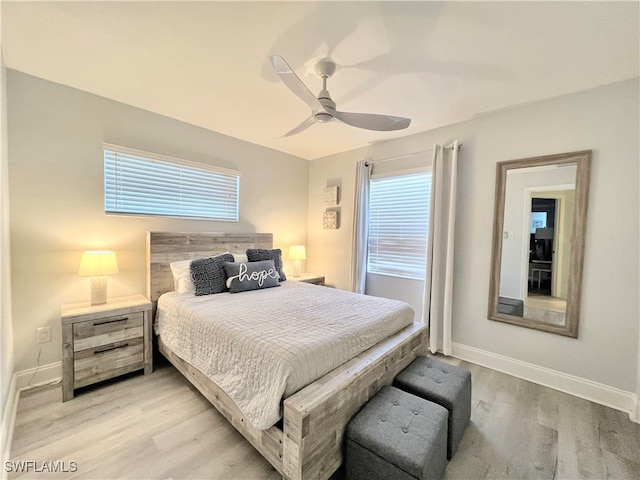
[
  {"left": 169, "top": 259, "right": 196, "bottom": 294},
  {"left": 232, "top": 253, "right": 248, "bottom": 263}
]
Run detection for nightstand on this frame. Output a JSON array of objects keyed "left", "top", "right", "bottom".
[
  {"left": 290, "top": 273, "right": 325, "bottom": 285},
  {"left": 61, "top": 294, "right": 153, "bottom": 401}
]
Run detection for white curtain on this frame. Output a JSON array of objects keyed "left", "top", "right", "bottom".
[
  {"left": 350, "top": 159, "right": 372, "bottom": 294},
  {"left": 422, "top": 141, "right": 459, "bottom": 355}
]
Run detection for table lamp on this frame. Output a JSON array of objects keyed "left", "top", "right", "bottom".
[
  {"left": 78, "top": 250, "right": 119, "bottom": 305},
  {"left": 288, "top": 245, "right": 306, "bottom": 277}
]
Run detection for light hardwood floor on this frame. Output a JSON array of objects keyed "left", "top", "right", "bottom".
[{"left": 9, "top": 357, "right": 640, "bottom": 479}]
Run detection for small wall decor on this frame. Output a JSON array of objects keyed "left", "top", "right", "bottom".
[
  {"left": 323, "top": 210, "right": 338, "bottom": 230},
  {"left": 323, "top": 186, "right": 339, "bottom": 206}
]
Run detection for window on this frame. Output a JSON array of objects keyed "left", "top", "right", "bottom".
[
  {"left": 104, "top": 145, "right": 240, "bottom": 221},
  {"left": 367, "top": 170, "right": 432, "bottom": 280}
]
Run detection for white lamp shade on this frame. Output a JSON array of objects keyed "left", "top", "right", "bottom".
[
  {"left": 288, "top": 245, "right": 307, "bottom": 260},
  {"left": 78, "top": 251, "right": 119, "bottom": 277}
]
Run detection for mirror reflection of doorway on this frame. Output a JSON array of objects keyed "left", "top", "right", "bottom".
[
  {"left": 525, "top": 192, "right": 572, "bottom": 325},
  {"left": 529, "top": 198, "right": 555, "bottom": 296}
]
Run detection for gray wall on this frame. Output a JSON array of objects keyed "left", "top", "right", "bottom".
[
  {"left": 8, "top": 70, "right": 309, "bottom": 372},
  {"left": 308, "top": 79, "right": 639, "bottom": 394}
]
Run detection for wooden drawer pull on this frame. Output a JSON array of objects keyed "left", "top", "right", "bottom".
[
  {"left": 93, "top": 317, "right": 129, "bottom": 326},
  {"left": 93, "top": 343, "right": 129, "bottom": 354}
]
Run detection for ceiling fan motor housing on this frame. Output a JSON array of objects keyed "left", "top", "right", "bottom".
[
  {"left": 315, "top": 95, "right": 336, "bottom": 122},
  {"left": 318, "top": 94, "right": 336, "bottom": 110},
  {"left": 314, "top": 112, "right": 333, "bottom": 123}
]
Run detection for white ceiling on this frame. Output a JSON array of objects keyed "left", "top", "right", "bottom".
[{"left": 2, "top": 1, "right": 638, "bottom": 160}]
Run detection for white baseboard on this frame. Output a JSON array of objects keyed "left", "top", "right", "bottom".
[
  {"left": 633, "top": 396, "right": 640, "bottom": 423},
  {"left": 1, "top": 362, "right": 62, "bottom": 472},
  {"left": 451, "top": 342, "right": 639, "bottom": 424},
  {"left": 14, "top": 361, "right": 61, "bottom": 391}
]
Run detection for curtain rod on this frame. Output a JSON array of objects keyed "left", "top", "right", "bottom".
[{"left": 365, "top": 143, "right": 462, "bottom": 166}]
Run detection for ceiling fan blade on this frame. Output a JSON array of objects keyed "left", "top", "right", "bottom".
[
  {"left": 270, "top": 55, "right": 321, "bottom": 110},
  {"left": 332, "top": 110, "right": 411, "bottom": 131},
  {"left": 281, "top": 114, "right": 316, "bottom": 137}
]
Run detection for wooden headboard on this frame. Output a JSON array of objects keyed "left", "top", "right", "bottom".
[{"left": 146, "top": 231, "right": 273, "bottom": 303}]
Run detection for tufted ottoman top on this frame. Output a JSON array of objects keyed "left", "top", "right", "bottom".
[
  {"left": 395, "top": 356, "right": 470, "bottom": 410},
  {"left": 346, "top": 385, "right": 448, "bottom": 479}
]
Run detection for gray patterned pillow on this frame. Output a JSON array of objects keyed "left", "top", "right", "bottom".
[
  {"left": 190, "top": 253, "right": 235, "bottom": 296},
  {"left": 223, "top": 260, "right": 280, "bottom": 293},
  {"left": 246, "top": 248, "right": 286, "bottom": 281}
]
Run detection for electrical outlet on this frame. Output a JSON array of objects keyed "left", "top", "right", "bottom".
[{"left": 36, "top": 327, "right": 51, "bottom": 344}]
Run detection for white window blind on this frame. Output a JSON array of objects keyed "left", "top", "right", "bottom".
[
  {"left": 367, "top": 170, "right": 432, "bottom": 280},
  {"left": 104, "top": 145, "right": 240, "bottom": 221}
]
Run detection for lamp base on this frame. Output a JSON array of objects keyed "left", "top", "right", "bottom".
[
  {"left": 90, "top": 276, "right": 108, "bottom": 305},
  {"left": 293, "top": 259, "right": 302, "bottom": 277}
]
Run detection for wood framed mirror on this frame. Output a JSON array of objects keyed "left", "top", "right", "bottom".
[{"left": 488, "top": 150, "right": 591, "bottom": 337}]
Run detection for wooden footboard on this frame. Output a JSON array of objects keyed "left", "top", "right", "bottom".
[
  {"left": 159, "top": 322, "right": 427, "bottom": 480},
  {"left": 282, "top": 322, "right": 427, "bottom": 480}
]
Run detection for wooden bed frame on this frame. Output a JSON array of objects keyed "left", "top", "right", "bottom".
[{"left": 147, "top": 231, "right": 427, "bottom": 480}]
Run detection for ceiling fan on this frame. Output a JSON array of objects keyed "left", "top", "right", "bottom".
[{"left": 270, "top": 55, "right": 411, "bottom": 137}]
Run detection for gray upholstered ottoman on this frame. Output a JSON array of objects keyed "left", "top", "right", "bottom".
[
  {"left": 394, "top": 356, "right": 471, "bottom": 459},
  {"left": 345, "top": 385, "right": 448, "bottom": 480}
]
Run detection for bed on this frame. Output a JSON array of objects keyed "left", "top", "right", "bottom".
[{"left": 147, "top": 232, "right": 428, "bottom": 480}]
